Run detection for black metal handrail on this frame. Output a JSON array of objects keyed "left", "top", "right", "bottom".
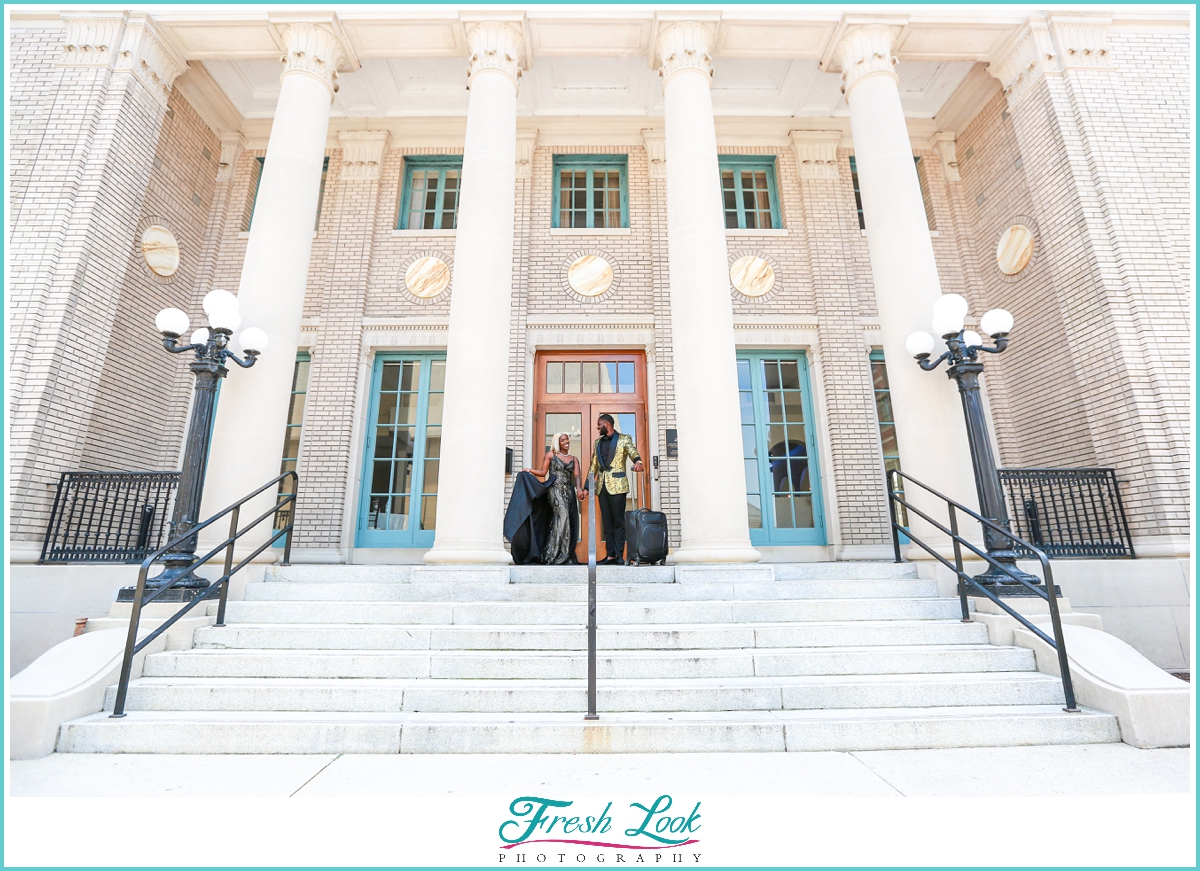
[
  {"left": 40, "top": 471, "right": 180, "bottom": 564},
  {"left": 584, "top": 474, "right": 599, "bottom": 721},
  {"left": 109, "top": 472, "right": 297, "bottom": 718},
  {"left": 998, "top": 467, "right": 1135, "bottom": 559},
  {"left": 885, "top": 468, "right": 1079, "bottom": 712}
]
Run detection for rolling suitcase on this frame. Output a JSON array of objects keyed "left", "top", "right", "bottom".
[{"left": 625, "top": 507, "right": 668, "bottom": 565}]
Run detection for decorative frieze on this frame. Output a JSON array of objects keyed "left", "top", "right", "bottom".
[
  {"left": 832, "top": 24, "right": 900, "bottom": 97},
  {"left": 1047, "top": 13, "right": 1115, "bottom": 71},
  {"left": 641, "top": 129, "right": 666, "bottom": 179},
  {"left": 465, "top": 21, "right": 527, "bottom": 90},
  {"left": 277, "top": 22, "right": 350, "bottom": 97},
  {"left": 338, "top": 131, "right": 390, "bottom": 181},
  {"left": 653, "top": 20, "right": 716, "bottom": 86},
  {"left": 216, "top": 133, "right": 246, "bottom": 182},
  {"left": 988, "top": 15, "right": 1113, "bottom": 109},
  {"left": 58, "top": 13, "right": 125, "bottom": 67},
  {"left": 789, "top": 131, "right": 841, "bottom": 180}
]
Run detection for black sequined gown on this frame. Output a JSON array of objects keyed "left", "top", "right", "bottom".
[{"left": 541, "top": 455, "right": 576, "bottom": 565}]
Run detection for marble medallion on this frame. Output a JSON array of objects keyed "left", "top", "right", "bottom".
[
  {"left": 729, "top": 255, "right": 775, "bottom": 298},
  {"left": 996, "top": 224, "right": 1034, "bottom": 275},
  {"left": 405, "top": 256, "right": 451, "bottom": 299},
  {"left": 567, "top": 255, "right": 614, "bottom": 297},
  {"left": 141, "top": 225, "right": 180, "bottom": 277}
]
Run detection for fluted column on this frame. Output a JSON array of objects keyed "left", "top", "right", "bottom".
[
  {"left": 200, "top": 21, "right": 353, "bottom": 540},
  {"left": 829, "top": 23, "right": 978, "bottom": 545},
  {"left": 654, "top": 21, "right": 759, "bottom": 563},
  {"left": 424, "top": 21, "right": 526, "bottom": 564}
]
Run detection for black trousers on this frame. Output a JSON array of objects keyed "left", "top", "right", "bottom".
[{"left": 597, "top": 486, "right": 627, "bottom": 562}]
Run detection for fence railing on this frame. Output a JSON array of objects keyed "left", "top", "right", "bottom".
[
  {"left": 40, "top": 472, "right": 180, "bottom": 564},
  {"left": 998, "top": 467, "right": 1135, "bottom": 559},
  {"left": 110, "top": 471, "right": 296, "bottom": 718},
  {"left": 886, "top": 468, "right": 1079, "bottom": 712}
]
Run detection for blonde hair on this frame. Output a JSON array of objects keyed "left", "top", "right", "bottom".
[{"left": 551, "top": 432, "right": 571, "bottom": 454}]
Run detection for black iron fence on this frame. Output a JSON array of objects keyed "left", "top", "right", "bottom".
[
  {"left": 998, "top": 467, "right": 1135, "bottom": 559},
  {"left": 40, "top": 472, "right": 180, "bottom": 564}
]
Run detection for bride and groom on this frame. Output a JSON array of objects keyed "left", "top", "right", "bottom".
[{"left": 504, "top": 414, "right": 643, "bottom": 565}]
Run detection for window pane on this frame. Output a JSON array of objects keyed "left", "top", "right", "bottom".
[
  {"left": 744, "top": 459, "right": 759, "bottom": 495},
  {"left": 739, "top": 391, "right": 754, "bottom": 424},
  {"left": 766, "top": 391, "right": 784, "bottom": 423},
  {"left": 773, "top": 495, "right": 794, "bottom": 528},
  {"left": 377, "top": 393, "right": 397, "bottom": 426},
  {"left": 582, "top": 362, "right": 600, "bottom": 393},
  {"left": 737, "top": 359, "right": 752, "bottom": 390},
  {"left": 397, "top": 393, "right": 419, "bottom": 425},
  {"left": 763, "top": 361, "right": 781, "bottom": 390},
  {"left": 292, "top": 360, "right": 310, "bottom": 392},
  {"left": 767, "top": 425, "right": 788, "bottom": 458},
  {"left": 374, "top": 427, "right": 394, "bottom": 458},
  {"left": 742, "top": 425, "right": 757, "bottom": 458},
  {"left": 420, "top": 496, "right": 437, "bottom": 531},
  {"left": 599, "top": 362, "right": 617, "bottom": 393},
  {"left": 371, "top": 461, "right": 391, "bottom": 494},
  {"left": 779, "top": 361, "right": 800, "bottom": 390},
  {"left": 546, "top": 362, "right": 563, "bottom": 393},
  {"left": 429, "top": 359, "right": 446, "bottom": 392},
  {"left": 564, "top": 362, "right": 581, "bottom": 393},
  {"left": 874, "top": 391, "right": 894, "bottom": 424},
  {"left": 880, "top": 423, "right": 898, "bottom": 456},
  {"left": 426, "top": 393, "right": 443, "bottom": 426},
  {"left": 872, "top": 360, "right": 889, "bottom": 390},
  {"left": 617, "top": 361, "right": 635, "bottom": 393},
  {"left": 400, "top": 361, "right": 421, "bottom": 392},
  {"left": 391, "top": 461, "right": 413, "bottom": 495},
  {"left": 395, "top": 427, "right": 416, "bottom": 459},
  {"left": 424, "top": 427, "right": 441, "bottom": 460},
  {"left": 783, "top": 392, "right": 804, "bottom": 424},
  {"left": 381, "top": 363, "right": 400, "bottom": 392},
  {"left": 747, "top": 494, "right": 762, "bottom": 529},
  {"left": 423, "top": 459, "right": 439, "bottom": 493},
  {"left": 288, "top": 393, "right": 306, "bottom": 425}
]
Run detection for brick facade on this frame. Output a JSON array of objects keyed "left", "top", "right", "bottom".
[{"left": 7, "top": 17, "right": 1190, "bottom": 562}]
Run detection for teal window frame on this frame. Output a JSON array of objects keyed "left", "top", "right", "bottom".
[
  {"left": 718, "top": 156, "right": 781, "bottom": 230},
  {"left": 355, "top": 352, "right": 446, "bottom": 549},
  {"left": 273, "top": 353, "right": 310, "bottom": 541},
  {"left": 551, "top": 155, "right": 629, "bottom": 229},
  {"left": 848, "top": 155, "right": 865, "bottom": 230},
  {"left": 738, "top": 351, "right": 826, "bottom": 546},
  {"left": 249, "top": 156, "right": 329, "bottom": 232},
  {"left": 870, "top": 349, "right": 909, "bottom": 541},
  {"left": 397, "top": 156, "right": 463, "bottom": 230}
]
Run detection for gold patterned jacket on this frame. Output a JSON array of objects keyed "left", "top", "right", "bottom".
[{"left": 588, "top": 433, "right": 641, "bottom": 495}]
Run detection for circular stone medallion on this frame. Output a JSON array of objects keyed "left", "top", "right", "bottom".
[
  {"left": 405, "top": 256, "right": 451, "bottom": 299},
  {"left": 141, "top": 225, "right": 180, "bottom": 277},
  {"left": 729, "top": 255, "right": 775, "bottom": 298},
  {"left": 996, "top": 224, "right": 1034, "bottom": 275},
  {"left": 567, "top": 255, "right": 614, "bottom": 297}
]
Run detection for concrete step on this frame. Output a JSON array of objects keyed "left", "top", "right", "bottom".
[
  {"left": 222, "top": 598, "right": 966, "bottom": 626},
  {"left": 144, "top": 644, "right": 1035, "bottom": 680},
  {"left": 58, "top": 705, "right": 1118, "bottom": 754},
  {"left": 105, "top": 672, "right": 1067, "bottom": 714},
  {"left": 263, "top": 561, "right": 920, "bottom": 585},
  {"left": 246, "top": 579, "right": 940, "bottom": 602},
  {"left": 194, "top": 619, "right": 990, "bottom": 651}
]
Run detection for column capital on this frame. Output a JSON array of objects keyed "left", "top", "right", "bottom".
[
  {"left": 216, "top": 133, "right": 246, "bottom": 182},
  {"left": 652, "top": 19, "right": 717, "bottom": 87},
  {"left": 641, "top": 129, "right": 666, "bottom": 178},
  {"left": 515, "top": 129, "right": 539, "bottom": 178},
  {"left": 57, "top": 11, "right": 186, "bottom": 106},
  {"left": 338, "top": 131, "right": 390, "bottom": 181},
  {"left": 789, "top": 130, "right": 842, "bottom": 180},
  {"left": 271, "top": 17, "right": 357, "bottom": 99},
  {"left": 825, "top": 23, "right": 902, "bottom": 99},
  {"left": 927, "top": 131, "right": 960, "bottom": 182},
  {"left": 987, "top": 14, "right": 1115, "bottom": 108},
  {"left": 464, "top": 20, "right": 528, "bottom": 90}
]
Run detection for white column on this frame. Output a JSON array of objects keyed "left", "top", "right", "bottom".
[
  {"left": 200, "top": 22, "right": 350, "bottom": 535},
  {"left": 654, "top": 21, "right": 760, "bottom": 564},
  {"left": 424, "top": 21, "right": 526, "bottom": 564},
  {"left": 832, "top": 24, "right": 979, "bottom": 540}
]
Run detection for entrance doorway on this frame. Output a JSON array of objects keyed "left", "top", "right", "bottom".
[{"left": 533, "top": 351, "right": 649, "bottom": 562}]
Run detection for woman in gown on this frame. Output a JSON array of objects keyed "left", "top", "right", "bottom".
[{"left": 521, "top": 433, "right": 585, "bottom": 565}]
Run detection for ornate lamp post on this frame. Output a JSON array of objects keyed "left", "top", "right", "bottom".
[
  {"left": 904, "top": 294, "right": 1041, "bottom": 595},
  {"left": 118, "top": 289, "right": 268, "bottom": 602}
]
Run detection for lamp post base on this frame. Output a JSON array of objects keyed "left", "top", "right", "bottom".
[
  {"left": 968, "top": 561, "right": 1056, "bottom": 597},
  {"left": 116, "top": 560, "right": 211, "bottom": 603}
]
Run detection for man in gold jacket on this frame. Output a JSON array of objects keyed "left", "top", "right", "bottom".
[{"left": 588, "top": 413, "right": 644, "bottom": 564}]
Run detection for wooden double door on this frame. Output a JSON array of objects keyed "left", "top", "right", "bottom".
[{"left": 533, "top": 351, "right": 650, "bottom": 563}]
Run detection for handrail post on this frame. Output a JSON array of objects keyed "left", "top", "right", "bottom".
[
  {"left": 110, "top": 564, "right": 151, "bottom": 718},
  {"left": 1041, "top": 557, "right": 1079, "bottom": 712},
  {"left": 216, "top": 506, "right": 239, "bottom": 628},
  {"left": 585, "top": 475, "right": 598, "bottom": 721},
  {"left": 948, "top": 504, "right": 970, "bottom": 623},
  {"left": 886, "top": 470, "right": 902, "bottom": 564}
]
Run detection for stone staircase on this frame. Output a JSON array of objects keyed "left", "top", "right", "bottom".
[{"left": 56, "top": 562, "right": 1121, "bottom": 754}]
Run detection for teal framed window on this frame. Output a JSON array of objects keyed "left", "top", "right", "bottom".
[
  {"left": 274, "top": 353, "right": 310, "bottom": 536},
  {"left": 848, "top": 155, "right": 933, "bottom": 231},
  {"left": 738, "top": 352, "right": 826, "bottom": 545},
  {"left": 356, "top": 353, "right": 445, "bottom": 548},
  {"left": 247, "top": 156, "right": 329, "bottom": 232},
  {"left": 719, "top": 156, "right": 781, "bottom": 230},
  {"left": 552, "top": 155, "right": 628, "bottom": 229},
  {"left": 871, "top": 350, "right": 908, "bottom": 535},
  {"left": 398, "top": 157, "right": 462, "bottom": 230}
]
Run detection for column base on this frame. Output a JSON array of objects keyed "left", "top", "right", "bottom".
[
  {"left": 423, "top": 544, "right": 514, "bottom": 565},
  {"left": 671, "top": 542, "right": 761, "bottom": 564}
]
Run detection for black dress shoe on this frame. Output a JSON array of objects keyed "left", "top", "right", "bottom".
[{"left": 598, "top": 557, "right": 617, "bottom": 565}]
